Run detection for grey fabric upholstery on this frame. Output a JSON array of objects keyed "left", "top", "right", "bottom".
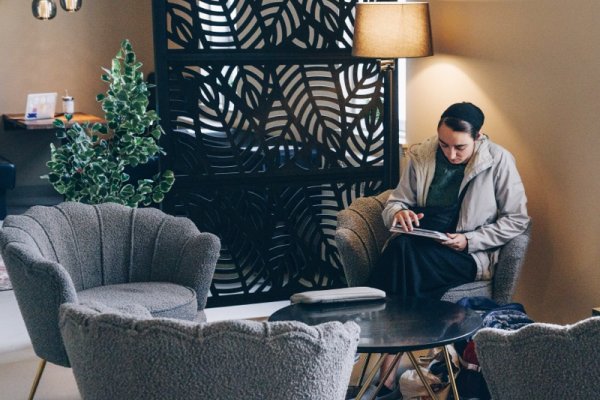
[
  {"left": 474, "top": 317, "right": 600, "bottom": 399},
  {"left": 0, "top": 202, "right": 221, "bottom": 367},
  {"left": 78, "top": 282, "right": 197, "bottom": 319},
  {"left": 59, "top": 303, "right": 360, "bottom": 400},
  {"left": 335, "top": 190, "right": 531, "bottom": 304}
]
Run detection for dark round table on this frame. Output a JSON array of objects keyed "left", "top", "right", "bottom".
[{"left": 269, "top": 296, "right": 482, "bottom": 400}]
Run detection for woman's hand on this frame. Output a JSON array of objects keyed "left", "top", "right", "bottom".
[
  {"left": 393, "top": 209, "right": 424, "bottom": 232},
  {"left": 441, "top": 233, "right": 468, "bottom": 251}
]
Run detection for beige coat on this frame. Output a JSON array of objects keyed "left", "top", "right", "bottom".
[{"left": 382, "top": 135, "right": 530, "bottom": 281}]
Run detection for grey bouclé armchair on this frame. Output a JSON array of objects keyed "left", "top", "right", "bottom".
[
  {"left": 474, "top": 317, "right": 600, "bottom": 399},
  {"left": 59, "top": 303, "right": 360, "bottom": 400},
  {"left": 335, "top": 190, "right": 531, "bottom": 304},
  {"left": 0, "top": 202, "right": 220, "bottom": 399}
]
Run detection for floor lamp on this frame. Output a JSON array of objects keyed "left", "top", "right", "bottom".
[{"left": 352, "top": 1, "right": 433, "bottom": 188}]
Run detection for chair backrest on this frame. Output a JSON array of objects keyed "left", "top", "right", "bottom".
[
  {"left": 491, "top": 223, "right": 531, "bottom": 304},
  {"left": 59, "top": 303, "right": 360, "bottom": 400},
  {"left": 335, "top": 192, "right": 531, "bottom": 304},
  {"left": 335, "top": 190, "right": 391, "bottom": 287},
  {"left": 0, "top": 202, "right": 200, "bottom": 291},
  {"left": 474, "top": 317, "right": 600, "bottom": 399}
]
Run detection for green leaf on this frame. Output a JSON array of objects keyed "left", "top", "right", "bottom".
[
  {"left": 119, "top": 184, "right": 134, "bottom": 197},
  {"left": 152, "top": 192, "right": 164, "bottom": 204},
  {"left": 159, "top": 181, "right": 172, "bottom": 192}
]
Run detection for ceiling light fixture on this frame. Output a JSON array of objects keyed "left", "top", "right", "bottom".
[{"left": 32, "top": 0, "right": 82, "bottom": 20}]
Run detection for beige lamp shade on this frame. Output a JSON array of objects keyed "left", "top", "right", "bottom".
[{"left": 352, "top": 2, "right": 433, "bottom": 59}]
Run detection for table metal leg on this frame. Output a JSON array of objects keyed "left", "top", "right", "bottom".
[
  {"left": 366, "top": 352, "right": 403, "bottom": 400},
  {"left": 354, "top": 353, "right": 387, "bottom": 400},
  {"left": 442, "top": 346, "right": 460, "bottom": 400},
  {"left": 358, "top": 353, "right": 372, "bottom": 387},
  {"left": 406, "top": 351, "right": 439, "bottom": 400}
]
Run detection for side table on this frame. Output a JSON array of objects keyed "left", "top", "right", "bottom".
[
  {"left": 3, "top": 113, "right": 105, "bottom": 131},
  {"left": 270, "top": 296, "right": 482, "bottom": 400},
  {"left": 1, "top": 113, "right": 105, "bottom": 213}
]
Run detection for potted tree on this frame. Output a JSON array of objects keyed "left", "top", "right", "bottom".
[{"left": 45, "top": 39, "right": 174, "bottom": 207}]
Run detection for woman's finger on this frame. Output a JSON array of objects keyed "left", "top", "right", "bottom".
[{"left": 411, "top": 213, "right": 420, "bottom": 227}]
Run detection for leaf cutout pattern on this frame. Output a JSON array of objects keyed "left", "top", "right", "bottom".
[
  {"left": 157, "top": 0, "right": 392, "bottom": 304},
  {"left": 168, "top": 61, "right": 383, "bottom": 175},
  {"left": 165, "top": 0, "right": 356, "bottom": 50},
  {"left": 185, "top": 179, "right": 383, "bottom": 301}
]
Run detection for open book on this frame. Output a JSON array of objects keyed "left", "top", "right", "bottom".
[{"left": 390, "top": 225, "right": 450, "bottom": 241}]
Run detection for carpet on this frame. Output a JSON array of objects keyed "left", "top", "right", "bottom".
[{"left": 0, "top": 256, "right": 12, "bottom": 291}]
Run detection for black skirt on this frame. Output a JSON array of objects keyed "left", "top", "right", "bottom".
[{"left": 368, "top": 234, "right": 477, "bottom": 300}]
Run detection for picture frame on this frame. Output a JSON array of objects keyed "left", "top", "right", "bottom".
[{"left": 25, "top": 92, "right": 57, "bottom": 120}]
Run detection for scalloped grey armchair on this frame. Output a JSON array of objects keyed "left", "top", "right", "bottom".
[
  {"left": 474, "top": 317, "right": 600, "bottom": 399},
  {"left": 335, "top": 190, "right": 531, "bottom": 304},
  {"left": 59, "top": 303, "right": 360, "bottom": 400},
  {"left": 0, "top": 202, "right": 220, "bottom": 400}
]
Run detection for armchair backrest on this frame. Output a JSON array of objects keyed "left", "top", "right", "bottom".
[
  {"left": 492, "top": 223, "right": 531, "bottom": 304},
  {"left": 0, "top": 202, "right": 201, "bottom": 291},
  {"left": 59, "top": 303, "right": 360, "bottom": 400},
  {"left": 474, "top": 317, "right": 600, "bottom": 399},
  {"left": 335, "top": 190, "right": 391, "bottom": 287}
]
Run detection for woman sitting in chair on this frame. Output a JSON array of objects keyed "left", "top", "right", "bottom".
[{"left": 368, "top": 102, "right": 530, "bottom": 395}]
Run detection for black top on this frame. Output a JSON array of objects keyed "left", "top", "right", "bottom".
[
  {"left": 269, "top": 296, "right": 482, "bottom": 353},
  {"left": 426, "top": 148, "right": 466, "bottom": 208}
]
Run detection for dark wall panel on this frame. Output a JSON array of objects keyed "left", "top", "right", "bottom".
[{"left": 153, "top": 0, "right": 392, "bottom": 306}]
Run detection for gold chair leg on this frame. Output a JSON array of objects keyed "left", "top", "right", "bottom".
[{"left": 28, "top": 359, "right": 47, "bottom": 400}]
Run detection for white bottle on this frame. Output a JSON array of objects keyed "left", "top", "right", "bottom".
[{"left": 62, "top": 90, "right": 75, "bottom": 114}]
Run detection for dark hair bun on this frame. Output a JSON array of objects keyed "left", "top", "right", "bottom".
[{"left": 440, "top": 102, "right": 485, "bottom": 132}]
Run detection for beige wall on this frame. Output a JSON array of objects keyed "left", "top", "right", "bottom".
[
  {"left": 0, "top": 0, "right": 154, "bottom": 199},
  {"left": 407, "top": 0, "right": 600, "bottom": 323},
  {"left": 0, "top": 0, "right": 154, "bottom": 114}
]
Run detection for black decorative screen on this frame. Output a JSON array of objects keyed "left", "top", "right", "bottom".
[{"left": 152, "top": 0, "right": 395, "bottom": 306}]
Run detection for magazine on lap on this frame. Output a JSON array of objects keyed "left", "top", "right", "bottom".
[{"left": 390, "top": 225, "right": 450, "bottom": 241}]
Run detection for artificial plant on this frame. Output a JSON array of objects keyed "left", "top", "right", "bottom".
[{"left": 45, "top": 39, "right": 174, "bottom": 207}]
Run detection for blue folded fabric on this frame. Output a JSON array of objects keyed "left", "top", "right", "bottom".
[
  {"left": 457, "top": 296, "right": 534, "bottom": 331},
  {"left": 457, "top": 296, "right": 526, "bottom": 316},
  {"left": 482, "top": 309, "right": 534, "bottom": 331}
]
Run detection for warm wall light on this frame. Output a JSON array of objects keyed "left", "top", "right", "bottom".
[
  {"left": 32, "top": 0, "right": 82, "bottom": 20},
  {"left": 352, "top": 2, "right": 433, "bottom": 59},
  {"left": 32, "top": 0, "right": 57, "bottom": 20},
  {"left": 352, "top": 1, "right": 433, "bottom": 188},
  {"left": 60, "top": 0, "right": 82, "bottom": 12}
]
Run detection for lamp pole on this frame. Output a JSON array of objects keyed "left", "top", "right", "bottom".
[
  {"left": 352, "top": 1, "right": 433, "bottom": 189},
  {"left": 381, "top": 59, "right": 400, "bottom": 189}
]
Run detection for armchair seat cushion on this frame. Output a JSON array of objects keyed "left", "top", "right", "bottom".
[
  {"left": 78, "top": 282, "right": 197, "bottom": 320},
  {"left": 441, "top": 280, "right": 492, "bottom": 303}
]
